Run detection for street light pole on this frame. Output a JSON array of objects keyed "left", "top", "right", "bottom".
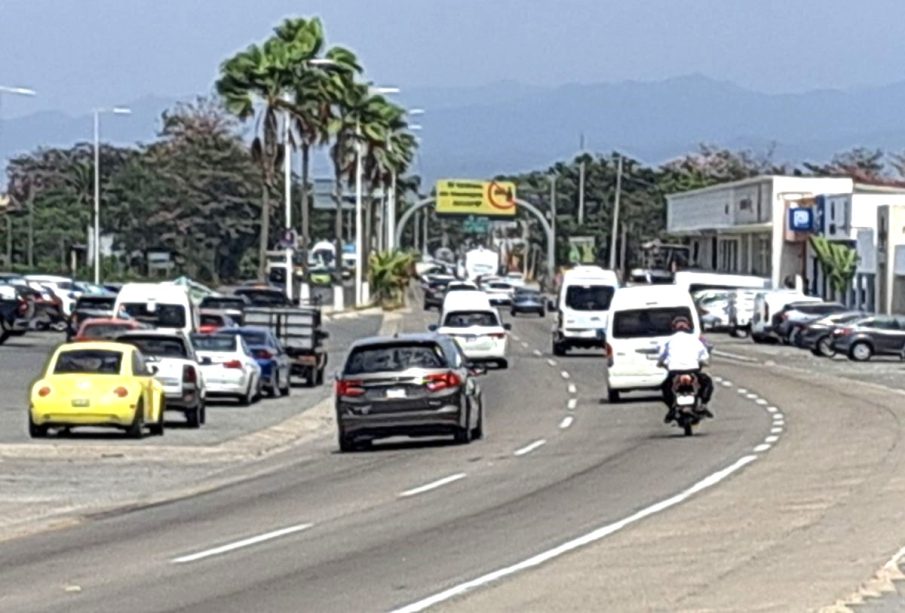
[
  {"left": 283, "top": 104, "right": 293, "bottom": 303},
  {"left": 609, "top": 154, "right": 623, "bottom": 270},
  {"left": 387, "top": 110, "right": 424, "bottom": 252},
  {"left": 92, "top": 107, "right": 131, "bottom": 285}
]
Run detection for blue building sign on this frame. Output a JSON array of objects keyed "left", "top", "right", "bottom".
[{"left": 789, "top": 207, "right": 814, "bottom": 233}]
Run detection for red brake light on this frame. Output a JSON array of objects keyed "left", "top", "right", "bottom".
[
  {"left": 114, "top": 386, "right": 128, "bottom": 398},
  {"left": 199, "top": 325, "right": 216, "bottom": 334},
  {"left": 254, "top": 349, "right": 274, "bottom": 360},
  {"left": 425, "top": 371, "right": 462, "bottom": 392},
  {"left": 183, "top": 366, "right": 197, "bottom": 383},
  {"left": 838, "top": 327, "right": 853, "bottom": 336},
  {"left": 223, "top": 360, "right": 243, "bottom": 369},
  {"left": 38, "top": 386, "right": 51, "bottom": 397},
  {"left": 605, "top": 343, "right": 613, "bottom": 359},
  {"left": 489, "top": 332, "right": 506, "bottom": 339},
  {"left": 336, "top": 379, "right": 365, "bottom": 397}
]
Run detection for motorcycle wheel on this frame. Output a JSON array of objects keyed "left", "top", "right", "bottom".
[{"left": 683, "top": 422, "right": 694, "bottom": 436}]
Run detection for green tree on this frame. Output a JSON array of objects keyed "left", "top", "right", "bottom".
[{"left": 809, "top": 235, "right": 858, "bottom": 300}]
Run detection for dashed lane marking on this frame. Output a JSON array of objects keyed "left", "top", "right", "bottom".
[
  {"left": 399, "top": 473, "right": 468, "bottom": 498},
  {"left": 567, "top": 398, "right": 578, "bottom": 410},
  {"left": 568, "top": 383, "right": 577, "bottom": 395},
  {"left": 754, "top": 443, "right": 771, "bottom": 453},
  {"left": 559, "top": 416, "right": 574, "bottom": 429},
  {"left": 547, "top": 358, "right": 557, "bottom": 367},
  {"left": 533, "top": 349, "right": 543, "bottom": 357},
  {"left": 560, "top": 371, "right": 570, "bottom": 380},
  {"left": 765, "top": 435, "right": 779, "bottom": 443},
  {"left": 514, "top": 439, "right": 547, "bottom": 456},
  {"left": 171, "top": 523, "right": 314, "bottom": 564}
]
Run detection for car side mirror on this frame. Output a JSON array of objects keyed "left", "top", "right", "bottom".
[
  {"left": 200, "top": 357, "right": 213, "bottom": 366},
  {"left": 317, "top": 330, "right": 330, "bottom": 340},
  {"left": 427, "top": 324, "right": 438, "bottom": 332},
  {"left": 503, "top": 323, "right": 512, "bottom": 331},
  {"left": 547, "top": 299, "right": 556, "bottom": 310},
  {"left": 148, "top": 364, "right": 159, "bottom": 375}
]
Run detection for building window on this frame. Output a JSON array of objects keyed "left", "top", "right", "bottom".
[
  {"left": 752, "top": 235, "right": 771, "bottom": 276},
  {"left": 718, "top": 238, "right": 739, "bottom": 273}
]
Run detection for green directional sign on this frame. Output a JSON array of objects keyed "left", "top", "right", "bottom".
[{"left": 463, "top": 215, "right": 490, "bottom": 234}]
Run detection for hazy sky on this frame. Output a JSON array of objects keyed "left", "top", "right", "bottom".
[{"left": 2, "top": 0, "right": 905, "bottom": 118}]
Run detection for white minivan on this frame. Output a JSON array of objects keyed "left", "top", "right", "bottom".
[
  {"left": 604, "top": 285, "right": 700, "bottom": 403},
  {"left": 434, "top": 290, "right": 510, "bottom": 368},
  {"left": 552, "top": 266, "right": 619, "bottom": 355},
  {"left": 114, "top": 283, "right": 199, "bottom": 335}
]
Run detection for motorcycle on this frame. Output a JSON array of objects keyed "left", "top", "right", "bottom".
[{"left": 671, "top": 373, "right": 703, "bottom": 437}]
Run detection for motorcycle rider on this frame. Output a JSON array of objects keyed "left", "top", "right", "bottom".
[{"left": 657, "top": 316, "right": 714, "bottom": 423}]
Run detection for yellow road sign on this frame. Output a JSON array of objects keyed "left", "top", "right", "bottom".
[{"left": 436, "top": 180, "right": 517, "bottom": 217}]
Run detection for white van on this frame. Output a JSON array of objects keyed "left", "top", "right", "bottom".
[
  {"left": 114, "top": 283, "right": 199, "bottom": 335},
  {"left": 435, "top": 290, "right": 509, "bottom": 368},
  {"left": 673, "top": 271, "right": 770, "bottom": 295},
  {"left": 750, "top": 290, "right": 821, "bottom": 343},
  {"left": 604, "top": 285, "right": 700, "bottom": 403},
  {"left": 552, "top": 266, "right": 619, "bottom": 355}
]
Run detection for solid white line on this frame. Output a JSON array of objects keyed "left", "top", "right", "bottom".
[
  {"left": 514, "top": 439, "right": 546, "bottom": 456},
  {"left": 559, "top": 416, "right": 574, "bottom": 429},
  {"left": 533, "top": 349, "right": 542, "bottom": 357},
  {"left": 171, "top": 523, "right": 314, "bottom": 564},
  {"left": 765, "top": 435, "right": 779, "bottom": 443},
  {"left": 399, "top": 473, "right": 467, "bottom": 498},
  {"left": 390, "top": 454, "right": 758, "bottom": 613},
  {"left": 770, "top": 427, "right": 783, "bottom": 434},
  {"left": 560, "top": 371, "right": 570, "bottom": 380},
  {"left": 567, "top": 398, "right": 578, "bottom": 410},
  {"left": 547, "top": 358, "right": 557, "bottom": 367},
  {"left": 754, "top": 443, "right": 772, "bottom": 452},
  {"left": 766, "top": 406, "right": 778, "bottom": 413},
  {"left": 567, "top": 383, "right": 577, "bottom": 395}
]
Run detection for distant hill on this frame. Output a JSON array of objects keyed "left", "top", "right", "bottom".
[{"left": 4, "top": 75, "right": 905, "bottom": 185}]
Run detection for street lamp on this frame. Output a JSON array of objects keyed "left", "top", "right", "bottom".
[
  {"left": 93, "top": 106, "right": 131, "bottom": 284},
  {"left": 0, "top": 85, "right": 36, "bottom": 149}
]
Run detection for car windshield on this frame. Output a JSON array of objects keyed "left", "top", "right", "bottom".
[
  {"left": 489, "top": 283, "right": 511, "bottom": 290},
  {"left": 201, "top": 298, "right": 245, "bottom": 310},
  {"left": 82, "top": 323, "right": 133, "bottom": 339},
  {"left": 54, "top": 349, "right": 123, "bottom": 375},
  {"left": 516, "top": 290, "right": 540, "bottom": 298},
  {"left": 443, "top": 311, "right": 499, "bottom": 327},
  {"left": 345, "top": 343, "right": 446, "bottom": 374},
  {"left": 612, "top": 306, "right": 695, "bottom": 338},
  {"left": 565, "top": 285, "right": 615, "bottom": 311},
  {"left": 200, "top": 314, "right": 225, "bottom": 326},
  {"left": 120, "top": 303, "right": 187, "bottom": 328},
  {"left": 237, "top": 330, "right": 270, "bottom": 346},
  {"left": 192, "top": 335, "right": 237, "bottom": 352},
  {"left": 121, "top": 336, "right": 188, "bottom": 358},
  {"left": 77, "top": 296, "right": 116, "bottom": 310}
]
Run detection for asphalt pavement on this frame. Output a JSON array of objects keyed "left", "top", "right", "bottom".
[{"left": 0, "top": 307, "right": 773, "bottom": 612}]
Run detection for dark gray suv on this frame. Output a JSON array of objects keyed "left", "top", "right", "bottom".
[{"left": 335, "top": 333, "right": 485, "bottom": 452}]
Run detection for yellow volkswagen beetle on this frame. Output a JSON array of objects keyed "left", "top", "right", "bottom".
[{"left": 29, "top": 341, "right": 166, "bottom": 438}]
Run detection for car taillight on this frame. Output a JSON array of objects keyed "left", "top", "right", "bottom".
[
  {"left": 17, "top": 299, "right": 27, "bottom": 316},
  {"left": 38, "top": 386, "right": 51, "bottom": 397},
  {"left": 425, "top": 371, "right": 462, "bottom": 392},
  {"left": 183, "top": 366, "right": 197, "bottom": 383},
  {"left": 254, "top": 349, "right": 273, "bottom": 360},
  {"left": 223, "top": 360, "right": 243, "bottom": 369},
  {"left": 114, "top": 387, "right": 128, "bottom": 398},
  {"left": 336, "top": 379, "right": 365, "bottom": 397},
  {"left": 199, "top": 325, "right": 216, "bottom": 334},
  {"left": 837, "top": 327, "right": 853, "bottom": 336},
  {"left": 489, "top": 332, "right": 506, "bottom": 339}
]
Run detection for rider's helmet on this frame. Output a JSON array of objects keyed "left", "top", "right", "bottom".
[{"left": 671, "top": 316, "right": 692, "bottom": 332}]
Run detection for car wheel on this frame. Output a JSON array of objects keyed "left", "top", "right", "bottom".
[
  {"left": 148, "top": 399, "right": 165, "bottom": 436},
  {"left": 849, "top": 341, "right": 873, "bottom": 362},
  {"left": 454, "top": 404, "right": 473, "bottom": 445},
  {"left": 510, "top": 309, "right": 517, "bottom": 317},
  {"left": 338, "top": 432, "right": 357, "bottom": 453},
  {"left": 239, "top": 380, "right": 253, "bottom": 406},
  {"left": 28, "top": 413, "right": 48, "bottom": 438},
  {"left": 751, "top": 333, "right": 771, "bottom": 344},
  {"left": 607, "top": 389, "right": 621, "bottom": 403},
  {"left": 279, "top": 371, "right": 291, "bottom": 396},
  {"left": 268, "top": 373, "right": 281, "bottom": 398},
  {"left": 126, "top": 402, "right": 145, "bottom": 439},
  {"left": 539, "top": 309, "right": 546, "bottom": 317},
  {"left": 496, "top": 358, "right": 508, "bottom": 369},
  {"left": 315, "top": 367, "right": 325, "bottom": 386},
  {"left": 185, "top": 404, "right": 202, "bottom": 429},
  {"left": 471, "top": 399, "right": 484, "bottom": 440},
  {"left": 200, "top": 401, "right": 207, "bottom": 425},
  {"left": 816, "top": 336, "right": 835, "bottom": 358},
  {"left": 552, "top": 340, "right": 566, "bottom": 356}
]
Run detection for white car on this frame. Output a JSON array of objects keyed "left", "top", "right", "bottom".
[
  {"left": 192, "top": 332, "right": 262, "bottom": 405},
  {"left": 483, "top": 281, "right": 514, "bottom": 306},
  {"left": 24, "top": 275, "right": 82, "bottom": 317},
  {"left": 116, "top": 330, "right": 207, "bottom": 427},
  {"left": 435, "top": 290, "right": 510, "bottom": 368},
  {"left": 504, "top": 272, "right": 526, "bottom": 288}
]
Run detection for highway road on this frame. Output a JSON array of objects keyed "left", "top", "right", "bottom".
[{"left": 0, "top": 309, "right": 778, "bottom": 612}]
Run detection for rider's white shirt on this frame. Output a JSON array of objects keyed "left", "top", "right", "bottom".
[{"left": 658, "top": 331, "right": 710, "bottom": 371}]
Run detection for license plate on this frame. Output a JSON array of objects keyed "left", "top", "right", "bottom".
[
  {"left": 71, "top": 399, "right": 89, "bottom": 407},
  {"left": 386, "top": 388, "right": 406, "bottom": 399},
  {"left": 676, "top": 395, "right": 696, "bottom": 407}
]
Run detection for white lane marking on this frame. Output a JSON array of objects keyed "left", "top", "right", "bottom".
[
  {"left": 512, "top": 334, "right": 521, "bottom": 341},
  {"left": 755, "top": 399, "right": 768, "bottom": 406},
  {"left": 559, "top": 416, "right": 574, "bottom": 429},
  {"left": 533, "top": 349, "right": 543, "bottom": 357},
  {"left": 390, "top": 455, "right": 758, "bottom": 613},
  {"left": 770, "top": 427, "right": 783, "bottom": 434},
  {"left": 567, "top": 383, "right": 577, "bottom": 395},
  {"left": 514, "top": 439, "right": 547, "bottom": 456},
  {"left": 567, "top": 398, "right": 578, "bottom": 410},
  {"left": 547, "top": 358, "right": 557, "bottom": 367},
  {"left": 171, "top": 523, "right": 314, "bottom": 564},
  {"left": 520, "top": 341, "right": 529, "bottom": 348},
  {"left": 560, "top": 371, "right": 570, "bottom": 380},
  {"left": 765, "top": 435, "right": 779, "bottom": 443},
  {"left": 773, "top": 420, "right": 785, "bottom": 427},
  {"left": 722, "top": 381, "right": 733, "bottom": 387},
  {"left": 713, "top": 376, "right": 723, "bottom": 383},
  {"left": 746, "top": 393, "right": 758, "bottom": 400},
  {"left": 766, "top": 406, "right": 778, "bottom": 413},
  {"left": 399, "top": 473, "right": 467, "bottom": 498},
  {"left": 772, "top": 413, "right": 784, "bottom": 421},
  {"left": 754, "top": 443, "right": 772, "bottom": 452},
  {"left": 737, "top": 388, "right": 748, "bottom": 394}
]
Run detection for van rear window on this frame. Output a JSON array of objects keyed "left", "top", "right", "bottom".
[
  {"left": 565, "top": 286, "right": 614, "bottom": 311},
  {"left": 612, "top": 307, "right": 694, "bottom": 338},
  {"left": 120, "top": 303, "right": 186, "bottom": 328}
]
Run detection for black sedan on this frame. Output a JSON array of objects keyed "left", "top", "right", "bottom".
[
  {"left": 510, "top": 289, "right": 546, "bottom": 317},
  {"left": 801, "top": 311, "right": 868, "bottom": 356}
]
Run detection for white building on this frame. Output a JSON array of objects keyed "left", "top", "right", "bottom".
[
  {"left": 876, "top": 204, "right": 905, "bottom": 314},
  {"left": 667, "top": 176, "right": 853, "bottom": 288}
]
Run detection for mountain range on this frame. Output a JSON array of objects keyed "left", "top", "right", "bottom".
[{"left": 3, "top": 75, "right": 905, "bottom": 185}]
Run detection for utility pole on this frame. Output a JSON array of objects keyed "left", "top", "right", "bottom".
[
  {"left": 577, "top": 133, "right": 586, "bottom": 226},
  {"left": 609, "top": 154, "right": 623, "bottom": 270},
  {"left": 549, "top": 174, "right": 557, "bottom": 272}
]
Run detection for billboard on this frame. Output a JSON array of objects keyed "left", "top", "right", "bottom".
[
  {"left": 568, "top": 236, "right": 596, "bottom": 264},
  {"left": 436, "top": 180, "right": 516, "bottom": 217}
]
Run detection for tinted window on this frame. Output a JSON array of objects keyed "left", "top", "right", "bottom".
[
  {"left": 612, "top": 306, "right": 695, "bottom": 338},
  {"left": 121, "top": 303, "right": 186, "bottom": 328},
  {"left": 77, "top": 296, "right": 116, "bottom": 310},
  {"left": 120, "top": 336, "right": 188, "bottom": 358},
  {"left": 489, "top": 283, "right": 511, "bottom": 290},
  {"left": 201, "top": 297, "right": 247, "bottom": 310},
  {"left": 443, "top": 311, "right": 499, "bottom": 327},
  {"left": 565, "top": 285, "right": 615, "bottom": 311},
  {"left": 54, "top": 350, "right": 123, "bottom": 375},
  {"left": 236, "top": 290, "right": 289, "bottom": 306},
  {"left": 200, "top": 314, "right": 225, "bottom": 326},
  {"left": 429, "top": 280, "right": 451, "bottom": 289},
  {"left": 345, "top": 343, "right": 447, "bottom": 374},
  {"left": 82, "top": 323, "right": 134, "bottom": 339},
  {"left": 191, "top": 335, "right": 237, "bottom": 352},
  {"left": 230, "top": 330, "right": 270, "bottom": 346}
]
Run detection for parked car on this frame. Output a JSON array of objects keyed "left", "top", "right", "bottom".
[
  {"left": 25, "top": 275, "right": 82, "bottom": 318},
  {"left": 774, "top": 301, "right": 847, "bottom": 344},
  {"left": 751, "top": 291, "right": 821, "bottom": 342},
  {"left": 334, "top": 333, "right": 485, "bottom": 451},
  {"left": 727, "top": 289, "right": 760, "bottom": 338},
  {"left": 218, "top": 327, "right": 292, "bottom": 397},
  {"left": 75, "top": 318, "right": 148, "bottom": 341},
  {"left": 423, "top": 277, "right": 454, "bottom": 311},
  {"left": 510, "top": 288, "right": 546, "bottom": 317},
  {"left": 199, "top": 295, "right": 250, "bottom": 325},
  {"left": 483, "top": 281, "right": 514, "bottom": 306},
  {"left": 198, "top": 309, "right": 238, "bottom": 334},
  {"left": 67, "top": 294, "right": 117, "bottom": 340},
  {"left": 830, "top": 315, "right": 905, "bottom": 361},
  {"left": 801, "top": 311, "right": 869, "bottom": 357},
  {"left": 694, "top": 290, "right": 732, "bottom": 331},
  {"left": 191, "top": 333, "right": 262, "bottom": 405},
  {"left": 28, "top": 341, "right": 166, "bottom": 438},
  {"left": 0, "top": 281, "right": 36, "bottom": 337},
  {"left": 115, "top": 330, "right": 207, "bottom": 427}
]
